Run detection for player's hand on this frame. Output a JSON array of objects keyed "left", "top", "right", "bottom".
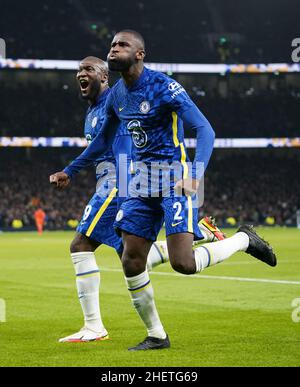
[
  {"left": 174, "top": 178, "right": 199, "bottom": 196},
  {"left": 49, "top": 171, "right": 70, "bottom": 189}
]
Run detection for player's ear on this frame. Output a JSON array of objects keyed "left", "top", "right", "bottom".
[
  {"left": 136, "top": 49, "right": 145, "bottom": 61},
  {"left": 101, "top": 73, "right": 108, "bottom": 84}
]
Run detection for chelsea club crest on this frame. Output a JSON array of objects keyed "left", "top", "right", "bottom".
[{"left": 139, "top": 100, "right": 150, "bottom": 114}]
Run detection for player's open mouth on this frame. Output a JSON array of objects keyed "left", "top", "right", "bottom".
[{"left": 79, "top": 79, "right": 90, "bottom": 91}]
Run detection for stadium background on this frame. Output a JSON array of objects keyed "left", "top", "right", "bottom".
[
  {"left": 0, "top": 0, "right": 299, "bottom": 231},
  {"left": 1, "top": 0, "right": 300, "bottom": 369},
  {"left": 0, "top": 0, "right": 300, "bottom": 230}
]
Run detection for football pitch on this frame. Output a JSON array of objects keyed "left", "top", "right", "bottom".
[{"left": 0, "top": 228, "right": 299, "bottom": 367}]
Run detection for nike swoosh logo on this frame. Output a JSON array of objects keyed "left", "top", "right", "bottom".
[
  {"left": 171, "top": 221, "right": 183, "bottom": 227},
  {"left": 119, "top": 107, "right": 125, "bottom": 111}
]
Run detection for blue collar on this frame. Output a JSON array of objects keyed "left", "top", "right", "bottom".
[
  {"left": 90, "top": 88, "right": 110, "bottom": 109},
  {"left": 124, "top": 67, "right": 149, "bottom": 91}
]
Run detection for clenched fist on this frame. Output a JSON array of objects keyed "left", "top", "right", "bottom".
[
  {"left": 49, "top": 171, "right": 71, "bottom": 189},
  {"left": 174, "top": 177, "right": 199, "bottom": 196}
]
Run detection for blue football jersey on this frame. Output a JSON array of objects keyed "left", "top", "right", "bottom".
[
  {"left": 84, "top": 89, "right": 132, "bottom": 196},
  {"left": 84, "top": 89, "right": 115, "bottom": 168},
  {"left": 64, "top": 68, "right": 215, "bottom": 199},
  {"left": 107, "top": 67, "right": 194, "bottom": 164},
  {"left": 106, "top": 67, "right": 195, "bottom": 195}
]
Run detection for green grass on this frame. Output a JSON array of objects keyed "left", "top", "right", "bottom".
[{"left": 0, "top": 228, "right": 300, "bottom": 366}]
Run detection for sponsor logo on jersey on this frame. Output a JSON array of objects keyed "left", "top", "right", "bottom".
[
  {"left": 168, "top": 81, "right": 181, "bottom": 92},
  {"left": 92, "top": 117, "right": 98, "bottom": 128},
  {"left": 139, "top": 100, "right": 150, "bottom": 114},
  {"left": 127, "top": 120, "right": 148, "bottom": 148},
  {"left": 171, "top": 221, "right": 184, "bottom": 227},
  {"left": 168, "top": 81, "right": 185, "bottom": 99},
  {"left": 86, "top": 133, "right": 92, "bottom": 145}
]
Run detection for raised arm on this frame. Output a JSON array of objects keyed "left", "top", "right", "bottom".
[{"left": 63, "top": 112, "right": 120, "bottom": 179}]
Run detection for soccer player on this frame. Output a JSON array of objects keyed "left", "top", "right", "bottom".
[
  {"left": 52, "top": 56, "right": 165, "bottom": 342},
  {"left": 34, "top": 207, "right": 46, "bottom": 234},
  {"left": 50, "top": 31, "right": 276, "bottom": 350},
  {"left": 53, "top": 56, "right": 225, "bottom": 343}
]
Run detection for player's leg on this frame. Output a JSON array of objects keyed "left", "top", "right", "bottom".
[
  {"left": 146, "top": 240, "right": 169, "bottom": 271},
  {"left": 166, "top": 232, "right": 196, "bottom": 274},
  {"left": 163, "top": 195, "right": 213, "bottom": 274},
  {"left": 38, "top": 222, "right": 43, "bottom": 234},
  {"left": 113, "top": 133, "right": 170, "bottom": 272},
  {"left": 146, "top": 216, "right": 226, "bottom": 271},
  {"left": 62, "top": 232, "right": 109, "bottom": 342},
  {"left": 35, "top": 220, "right": 43, "bottom": 234},
  {"left": 115, "top": 198, "right": 170, "bottom": 350},
  {"left": 167, "top": 230, "right": 249, "bottom": 274},
  {"left": 70, "top": 231, "right": 100, "bottom": 252},
  {"left": 59, "top": 191, "right": 120, "bottom": 343},
  {"left": 121, "top": 232, "right": 170, "bottom": 351},
  {"left": 164, "top": 196, "right": 277, "bottom": 275}
]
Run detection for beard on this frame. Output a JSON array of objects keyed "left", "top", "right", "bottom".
[{"left": 108, "top": 56, "right": 136, "bottom": 72}]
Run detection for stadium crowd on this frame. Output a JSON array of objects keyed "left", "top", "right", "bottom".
[
  {"left": 0, "top": 151, "right": 94, "bottom": 231},
  {"left": 0, "top": 149, "right": 298, "bottom": 231},
  {"left": 0, "top": 78, "right": 299, "bottom": 138},
  {"left": 0, "top": 0, "right": 299, "bottom": 231},
  {"left": 191, "top": 87, "right": 300, "bottom": 138},
  {"left": 202, "top": 150, "right": 300, "bottom": 227},
  {"left": 0, "top": 0, "right": 297, "bottom": 63}
]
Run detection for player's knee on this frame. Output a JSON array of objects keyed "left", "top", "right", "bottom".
[
  {"left": 70, "top": 234, "right": 91, "bottom": 253},
  {"left": 70, "top": 237, "right": 82, "bottom": 253},
  {"left": 170, "top": 255, "right": 195, "bottom": 275},
  {"left": 122, "top": 249, "right": 147, "bottom": 275}
]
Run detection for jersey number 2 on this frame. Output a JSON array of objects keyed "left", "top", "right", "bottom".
[{"left": 173, "top": 202, "right": 183, "bottom": 221}]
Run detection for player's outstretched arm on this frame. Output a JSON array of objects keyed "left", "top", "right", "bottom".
[
  {"left": 63, "top": 113, "right": 120, "bottom": 179},
  {"left": 175, "top": 104, "right": 215, "bottom": 195},
  {"left": 49, "top": 114, "right": 119, "bottom": 189}
]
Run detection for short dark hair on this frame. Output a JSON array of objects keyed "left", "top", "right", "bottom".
[
  {"left": 117, "top": 29, "right": 145, "bottom": 50},
  {"left": 80, "top": 56, "right": 108, "bottom": 76}
]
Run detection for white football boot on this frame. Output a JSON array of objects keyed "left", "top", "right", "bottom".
[{"left": 59, "top": 326, "right": 109, "bottom": 343}]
